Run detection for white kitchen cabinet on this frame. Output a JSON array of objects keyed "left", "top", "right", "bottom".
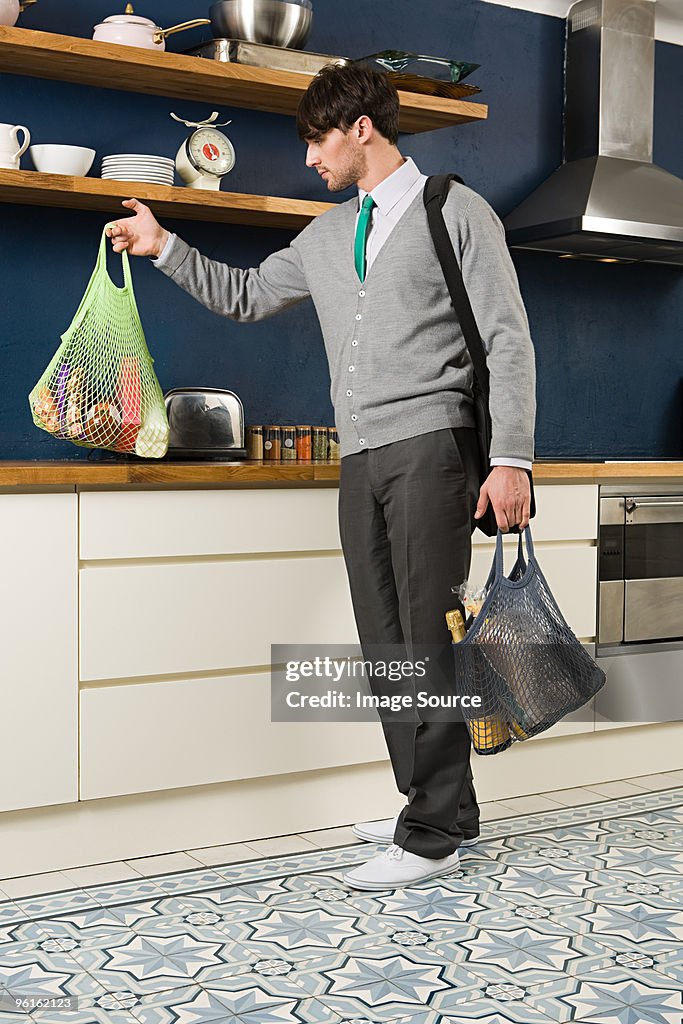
[
  {"left": 80, "top": 488, "right": 342, "bottom": 559},
  {"left": 80, "top": 553, "right": 360, "bottom": 682},
  {"left": 76, "top": 484, "right": 600, "bottom": 798},
  {"left": 0, "top": 493, "right": 78, "bottom": 811},
  {"left": 80, "top": 671, "right": 386, "bottom": 799},
  {"left": 78, "top": 489, "right": 363, "bottom": 796}
]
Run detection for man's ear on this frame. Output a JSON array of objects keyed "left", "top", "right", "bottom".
[{"left": 356, "top": 115, "right": 373, "bottom": 141}]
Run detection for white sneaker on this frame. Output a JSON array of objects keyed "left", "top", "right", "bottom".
[
  {"left": 343, "top": 843, "right": 460, "bottom": 890},
  {"left": 352, "top": 812, "right": 479, "bottom": 848}
]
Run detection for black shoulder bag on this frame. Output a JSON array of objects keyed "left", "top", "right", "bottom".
[{"left": 423, "top": 172, "right": 536, "bottom": 537}]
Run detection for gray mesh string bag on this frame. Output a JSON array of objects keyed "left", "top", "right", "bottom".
[{"left": 452, "top": 526, "right": 606, "bottom": 754}]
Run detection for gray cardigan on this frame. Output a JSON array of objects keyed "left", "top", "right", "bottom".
[{"left": 153, "top": 180, "right": 536, "bottom": 461}]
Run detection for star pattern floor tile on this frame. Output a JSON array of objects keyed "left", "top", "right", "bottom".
[{"left": 0, "top": 784, "right": 681, "bottom": 1023}]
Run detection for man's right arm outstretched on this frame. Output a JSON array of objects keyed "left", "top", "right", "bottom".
[{"left": 106, "top": 198, "right": 312, "bottom": 323}]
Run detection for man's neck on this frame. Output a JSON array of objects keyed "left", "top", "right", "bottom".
[{"left": 357, "top": 153, "right": 406, "bottom": 193}]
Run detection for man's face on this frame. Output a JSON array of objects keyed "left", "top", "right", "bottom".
[{"left": 305, "top": 123, "right": 368, "bottom": 191}]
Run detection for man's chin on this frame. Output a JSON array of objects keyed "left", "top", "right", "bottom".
[{"left": 327, "top": 179, "right": 353, "bottom": 192}]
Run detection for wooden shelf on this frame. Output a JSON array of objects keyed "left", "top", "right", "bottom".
[
  {"left": 0, "top": 168, "right": 334, "bottom": 228},
  {"left": 0, "top": 26, "right": 488, "bottom": 134}
]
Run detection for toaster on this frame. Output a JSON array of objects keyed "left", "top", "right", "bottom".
[{"left": 163, "top": 387, "right": 247, "bottom": 459}]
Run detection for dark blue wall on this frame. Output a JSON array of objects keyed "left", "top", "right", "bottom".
[{"left": 1, "top": 1, "right": 682, "bottom": 460}]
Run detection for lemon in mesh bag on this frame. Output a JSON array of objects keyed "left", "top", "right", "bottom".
[{"left": 29, "top": 223, "right": 169, "bottom": 458}]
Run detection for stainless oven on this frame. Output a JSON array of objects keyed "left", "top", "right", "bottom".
[{"left": 595, "top": 484, "right": 683, "bottom": 727}]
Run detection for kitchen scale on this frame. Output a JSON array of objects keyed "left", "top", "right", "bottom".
[{"left": 170, "top": 111, "right": 236, "bottom": 190}]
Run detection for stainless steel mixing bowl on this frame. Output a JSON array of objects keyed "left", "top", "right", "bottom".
[{"left": 209, "top": 0, "right": 313, "bottom": 50}]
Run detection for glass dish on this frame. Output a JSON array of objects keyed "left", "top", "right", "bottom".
[
  {"left": 381, "top": 73, "right": 480, "bottom": 100},
  {"left": 352, "top": 50, "right": 480, "bottom": 84}
]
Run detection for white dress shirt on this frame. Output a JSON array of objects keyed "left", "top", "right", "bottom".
[
  {"left": 355, "top": 155, "right": 427, "bottom": 272},
  {"left": 154, "top": 155, "right": 532, "bottom": 471}
]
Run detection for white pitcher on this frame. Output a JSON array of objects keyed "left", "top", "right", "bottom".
[{"left": 0, "top": 123, "right": 31, "bottom": 169}]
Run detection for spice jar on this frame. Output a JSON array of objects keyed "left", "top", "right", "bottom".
[
  {"left": 246, "top": 425, "right": 263, "bottom": 460},
  {"left": 328, "top": 426, "right": 340, "bottom": 461},
  {"left": 296, "top": 424, "right": 312, "bottom": 460},
  {"left": 280, "top": 426, "right": 297, "bottom": 460},
  {"left": 263, "top": 425, "right": 281, "bottom": 460},
  {"left": 312, "top": 426, "right": 329, "bottom": 461}
]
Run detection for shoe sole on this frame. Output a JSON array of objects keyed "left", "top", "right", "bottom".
[
  {"left": 352, "top": 825, "right": 480, "bottom": 847},
  {"left": 342, "top": 861, "right": 462, "bottom": 891}
]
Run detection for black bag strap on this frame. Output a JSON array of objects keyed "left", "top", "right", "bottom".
[
  {"left": 423, "top": 173, "right": 490, "bottom": 403},
  {"left": 424, "top": 172, "right": 537, "bottom": 531}
]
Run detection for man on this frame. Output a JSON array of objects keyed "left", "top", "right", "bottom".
[{"left": 106, "top": 64, "right": 536, "bottom": 890}]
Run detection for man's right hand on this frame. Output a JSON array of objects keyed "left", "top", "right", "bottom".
[{"left": 106, "top": 198, "right": 169, "bottom": 258}]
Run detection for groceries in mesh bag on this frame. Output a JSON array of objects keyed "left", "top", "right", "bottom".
[
  {"left": 446, "top": 606, "right": 515, "bottom": 755},
  {"left": 455, "top": 578, "right": 489, "bottom": 623},
  {"left": 446, "top": 527, "right": 606, "bottom": 755},
  {"left": 29, "top": 225, "right": 169, "bottom": 458}
]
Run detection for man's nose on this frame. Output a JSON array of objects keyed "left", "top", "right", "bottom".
[{"left": 306, "top": 146, "right": 318, "bottom": 168}]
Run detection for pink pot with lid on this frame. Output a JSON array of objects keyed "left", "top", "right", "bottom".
[
  {"left": 0, "top": 0, "right": 38, "bottom": 27},
  {"left": 92, "top": 3, "right": 210, "bottom": 51}
]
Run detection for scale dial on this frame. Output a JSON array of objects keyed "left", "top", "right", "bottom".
[{"left": 186, "top": 128, "right": 235, "bottom": 177}]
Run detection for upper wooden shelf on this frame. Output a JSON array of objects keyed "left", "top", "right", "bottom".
[
  {"left": 0, "top": 168, "right": 333, "bottom": 229},
  {"left": 0, "top": 26, "right": 488, "bottom": 134}
]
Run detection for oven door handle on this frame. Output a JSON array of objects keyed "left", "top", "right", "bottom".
[{"left": 625, "top": 498, "right": 683, "bottom": 512}]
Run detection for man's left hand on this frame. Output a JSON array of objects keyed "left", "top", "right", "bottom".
[{"left": 474, "top": 466, "right": 531, "bottom": 533}]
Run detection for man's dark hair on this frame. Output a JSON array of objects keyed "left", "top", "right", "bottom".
[{"left": 296, "top": 64, "right": 399, "bottom": 145}]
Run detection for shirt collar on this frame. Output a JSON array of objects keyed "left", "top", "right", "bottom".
[{"left": 358, "top": 156, "right": 422, "bottom": 215}]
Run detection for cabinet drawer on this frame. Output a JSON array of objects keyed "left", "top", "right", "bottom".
[
  {"left": 80, "top": 672, "right": 386, "bottom": 799},
  {"left": 80, "top": 488, "right": 341, "bottom": 559},
  {"left": 80, "top": 554, "right": 359, "bottom": 681},
  {"left": 0, "top": 494, "right": 78, "bottom": 811},
  {"left": 468, "top": 544, "right": 597, "bottom": 639}
]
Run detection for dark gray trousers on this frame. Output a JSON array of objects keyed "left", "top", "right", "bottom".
[{"left": 338, "top": 427, "right": 481, "bottom": 858}]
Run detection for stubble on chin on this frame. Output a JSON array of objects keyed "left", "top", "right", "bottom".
[
  {"left": 327, "top": 176, "right": 348, "bottom": 192},
  {"left": 328, "top": 145, "right": 367, "bottom": 192}
]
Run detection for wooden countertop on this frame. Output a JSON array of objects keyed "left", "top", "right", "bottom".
[{"left": 1, "top": 459, "right": 683, "bottom": 487}]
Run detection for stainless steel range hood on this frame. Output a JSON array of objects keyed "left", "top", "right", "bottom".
[{"left": 503, "top": 0, "right": 683, "bottom": 266}]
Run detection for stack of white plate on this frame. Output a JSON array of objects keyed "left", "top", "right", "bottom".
[{"left": 100, "top": 154, "right": 175, "bottom": 186}]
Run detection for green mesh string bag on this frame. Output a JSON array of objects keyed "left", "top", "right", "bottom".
[{"left": 28, "top": 224, "right": 169, "bottom": 458}]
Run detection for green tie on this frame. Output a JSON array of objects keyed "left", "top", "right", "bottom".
[{"left": 354, "top": 194, "right": 376, "bottom": 283}]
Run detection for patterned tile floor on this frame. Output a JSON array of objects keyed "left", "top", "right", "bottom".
[{"left": 1, "top": 775, "right": 682, "bottom": 1024}]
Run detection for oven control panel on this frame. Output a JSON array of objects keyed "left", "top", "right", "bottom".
[{"left": 598, "top": 497, "right": 625, "bottom": 582}]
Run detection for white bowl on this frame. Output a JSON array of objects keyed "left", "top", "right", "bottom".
[{"left": 30, "top": 144, "right": 96, "bottom": 176}]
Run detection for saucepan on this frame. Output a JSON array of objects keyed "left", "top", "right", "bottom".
[
  {"left": 0, "top": 0, "right": 39, "bottom": 27},
  {"left": 93, "top": 4, "right": 210, "bottom": 51}
]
